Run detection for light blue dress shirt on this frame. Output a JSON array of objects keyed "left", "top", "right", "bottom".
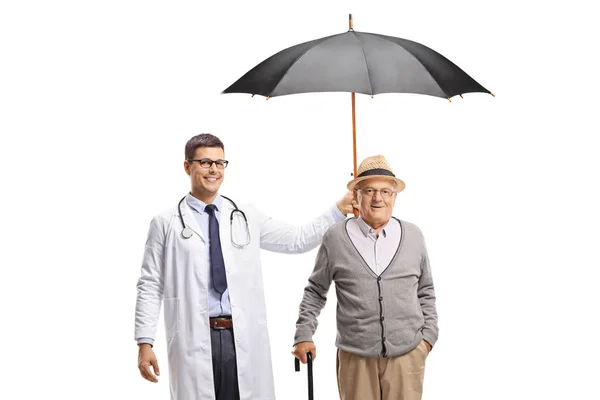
[{"left": 185, "top": 193, "right": 232, "bottom": 317}]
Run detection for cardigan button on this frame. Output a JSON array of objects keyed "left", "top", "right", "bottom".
[
  {"left": 380, "top": 316, "right": 385, "bottom": 321},
  {"left": 379, "top": 296, "right": 383, "bottom": 301}
]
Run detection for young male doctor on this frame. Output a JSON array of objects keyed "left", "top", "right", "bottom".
[{"left": 134, "top": 133, "right": 354, "bottom": 400}]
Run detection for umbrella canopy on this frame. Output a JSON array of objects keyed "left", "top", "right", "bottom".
[
  {"left": 223, "top": 26, "right": 491, "bottom": 99},
  {"left": 223, "top": 15, "right": 493, "bottom": 216}
]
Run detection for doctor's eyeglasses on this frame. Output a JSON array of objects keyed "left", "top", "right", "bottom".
[
  {"left": 188, "top": 158, "right": 229, "bottom": 169},
  {"left": 357, "top": 187, "right": 397, "bottom": 198}
]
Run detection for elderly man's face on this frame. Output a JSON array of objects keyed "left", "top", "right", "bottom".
[{"left": 355, "top": 178, "right": 397, "bottom": 227}]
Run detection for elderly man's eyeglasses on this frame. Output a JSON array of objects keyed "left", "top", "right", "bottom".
[
  {"left": 187, "top": 158, "right": 229, "bottom": 169},
  {"left": 358, "top": 187, "right": 396, "bottom": 198}
]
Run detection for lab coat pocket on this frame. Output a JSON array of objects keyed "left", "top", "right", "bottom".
[{"left": 163, "top": 298, "right": 179, "bottom": 346}]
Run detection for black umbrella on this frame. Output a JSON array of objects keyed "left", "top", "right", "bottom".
[{"left": 223, "top": 15, "right": 493, "bottom": 212}]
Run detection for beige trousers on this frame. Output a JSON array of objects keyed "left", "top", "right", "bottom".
[{"left": 336, "top": 341, "right": 428, "bottom": 400}]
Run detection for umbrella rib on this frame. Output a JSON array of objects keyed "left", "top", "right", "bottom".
[
  {"left": 267, "top": 34, "right": 342, "bottom": 97},
  {"left": 350, "top": 31, "right": 374, "bottom": 95},
  {"left": 366, "top": 33, "right": 450, "bottom": 98}
]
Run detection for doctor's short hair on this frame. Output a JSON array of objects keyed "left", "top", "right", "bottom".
[{"left": 185, "top": 133, "right": 225, "bottom": 160}]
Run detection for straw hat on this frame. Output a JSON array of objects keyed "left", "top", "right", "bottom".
[{"left": 346, "top": 155, "right": 405, "bottom": 192}]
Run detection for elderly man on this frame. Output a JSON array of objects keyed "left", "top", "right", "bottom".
[{"left": 292, "top": 155, "right": 439, "bottom": 400}]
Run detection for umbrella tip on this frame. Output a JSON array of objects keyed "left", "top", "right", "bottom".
[
  {"left": 251, "top": 94, "right": 255, "bottom": 98},
  {"left": 490, "top": 92, "right": 496, "bottom": 97},
  {"left": 266, "top": 96, "right": 270, "bottom": 100},
  {"left": 349, "top": 14, "right": 353, "bottom": 30},
  {"left": 459, "top": 94, "right": 464, "bottom": 98},
  {"left": 371, "top": 94, "right": 374, "bottom": 99},
  {"left": 447, "top": 97, "right": 452, "bottom": 103}
]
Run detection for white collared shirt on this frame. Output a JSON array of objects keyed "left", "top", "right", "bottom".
[{"left": 345, "top": 217, "right": 402, "bottom": 275}]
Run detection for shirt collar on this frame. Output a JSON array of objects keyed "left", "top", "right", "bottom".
[
  {"left": 186, "top": 193, "right": 223, "bottom": 214},
  {"left": 357, "top": 217, "right": 388, "bottom": 238}
]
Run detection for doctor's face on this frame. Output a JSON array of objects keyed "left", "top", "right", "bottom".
[{"left": 184, "top": 146, "right": 225, "bottom": 200}]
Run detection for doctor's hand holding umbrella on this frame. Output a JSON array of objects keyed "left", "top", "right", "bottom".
[{"left": 134, "top": 133, "right": 355, "bottom": 400}]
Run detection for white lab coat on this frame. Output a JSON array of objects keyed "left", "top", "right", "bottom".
[{"left": 135, "top": 198, "right": 340, "bottom": 400}]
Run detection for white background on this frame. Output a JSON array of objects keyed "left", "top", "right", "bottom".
[{"left": 1, "top": 1, "right": 599, "bottom": 399}]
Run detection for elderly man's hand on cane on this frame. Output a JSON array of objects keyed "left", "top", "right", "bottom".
[{"left": 292, "top": 341, "right": 317, "bottom": 364}]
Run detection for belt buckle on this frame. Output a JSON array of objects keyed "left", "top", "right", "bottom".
[{"left": 211, "top": 317, "right": 229, "bottom": 330}]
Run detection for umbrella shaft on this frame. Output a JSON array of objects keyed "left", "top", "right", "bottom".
[
  {"left": 352, "top": 92, "right": 357, "bottom": 177},
  {"left": 352, "top": 92, "right": 359, "bottom": 217}
]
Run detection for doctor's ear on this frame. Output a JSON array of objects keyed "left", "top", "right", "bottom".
[{"left": 183, "top": 160, "right": 191, "bottom": 176}]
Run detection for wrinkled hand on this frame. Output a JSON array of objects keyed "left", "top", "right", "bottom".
[
  {"left": 336, "top": 191, "right": 357, "bottom": 215},
  {"left": 138, "top": 344, "right": 160, "bottom": 383},
  {"left": 292, "top": 341, "right": 317, "bottom": 364}
]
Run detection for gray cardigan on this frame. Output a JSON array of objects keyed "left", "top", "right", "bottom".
[{"left": 294, "top": 217, "right": 439, "bottom": 358}]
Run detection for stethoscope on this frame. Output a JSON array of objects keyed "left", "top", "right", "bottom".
[{"left": 178, "top": 195, "right": 251, "bottom": 248}]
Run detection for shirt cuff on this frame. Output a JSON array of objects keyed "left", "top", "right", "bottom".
[
  {"left": 331, "top": 204, "right": 346, "bottom": 222},
  {"left": 137, "top": 337, "right": 154, "bottom": 346}
]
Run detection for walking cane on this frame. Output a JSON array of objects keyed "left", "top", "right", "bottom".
[{"left": 294, "top": 352, "right": 314, "bottom": 400}]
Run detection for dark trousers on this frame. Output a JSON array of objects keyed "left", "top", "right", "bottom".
[{"left": 210, "top": 327, "right": 240, "bottom": 400}]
